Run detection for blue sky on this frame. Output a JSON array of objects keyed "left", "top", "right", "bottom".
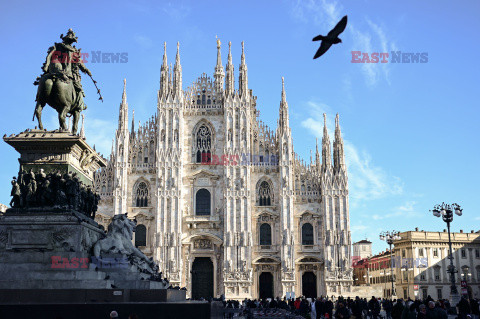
[{"left": 0, "top": 0, "right": 479, "bottom": 254}]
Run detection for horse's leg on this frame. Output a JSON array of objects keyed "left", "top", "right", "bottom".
[
  {"left": 72, "top": 110, "right": 80, "bottom": 134},
  {"left": 34, "top": 102, "right": 45, "bottom": 130},
  {"left": 59, "top": 107, "right": 68, "bottom": 130}
]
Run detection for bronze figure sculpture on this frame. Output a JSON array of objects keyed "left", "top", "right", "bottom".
[{"left": 33, "top": 29, "right": 102, "bottom": 134}]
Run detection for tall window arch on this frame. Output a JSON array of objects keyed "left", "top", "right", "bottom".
[
  {"left": 260, "top": 223, "right": 272, "bottom": 245},
  {"left": 195, "top": 188, "right": 211, "bottom": 216},
  {"left": 135, "top": 224, "right": 147, "bottom": 247},
  {"left": 258, "top": 181, "right": 272, "bottom": 206},
  {"left": 302, "top": 223, "right": 314, "bottom": 245},
  {"left": 135, "top": 182, "right": 149, "bottom": 207},
  {"left": 194, "top": 124, "right": 212, "bottom": 163}
]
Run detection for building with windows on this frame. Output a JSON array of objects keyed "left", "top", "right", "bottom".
[
  {"left": 352, "top": 250, "right": 395, "bottom": 298},
  {"left": 93, "top": 41, "right": 352, "bottom": 300},
  {"left": 393, "top": 228, "right": 480, "bottom": 300},
  {"left": 352, "top": 239, "right": 372, "bottom": 264}
]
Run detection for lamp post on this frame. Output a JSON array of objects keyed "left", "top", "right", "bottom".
[
  {"left": 431, "top": 202, "right": 462, "bottom": 304},
  {"left": 380, "top": 231, "right": 401, "bottom": 298}
]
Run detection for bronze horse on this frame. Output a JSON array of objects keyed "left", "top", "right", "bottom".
[{"left": 33, "top": 56, "right": 85, "bottom": 134}]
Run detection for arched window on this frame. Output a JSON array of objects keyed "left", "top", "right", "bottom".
[
  {"left": 260, "top": 223, "right": 272, "bottom": 245},
  {"left": 135, "top": 182, "right": 149, "bottom": 207},
  {"left": 258, "top": 181, "right": 272, "bottom": 206},
  {"left": 195, "top": 188, "right": 211, "bottom": 216},
  {"left": 194, "top": 124, "right": 212, "bottom": 163},
  {"left": 302, "top": 223, "right": 314, "bottom": 245},
  {"left": 135, "top": 224, "right": 147, "bottom": 247}
]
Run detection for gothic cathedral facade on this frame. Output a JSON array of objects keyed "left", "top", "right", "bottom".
[{"left": 94, "top": 41, "right": 353, "bottom": 300}]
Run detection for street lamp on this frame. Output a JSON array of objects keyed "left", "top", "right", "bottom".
[
  {"left": 431, "top": 202, "right": 462, "bottom": 304},
  {"left": 380, "top": 231, "right": 401, "bottom": 298}
]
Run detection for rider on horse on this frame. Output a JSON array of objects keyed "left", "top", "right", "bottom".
[{"left": 33, "top": 29, "right": 95, "bottom": 134}]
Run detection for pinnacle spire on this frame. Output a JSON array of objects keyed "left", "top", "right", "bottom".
[
  {"left": 160, "top": 42, "right": 169, "bottom": 98},
  {"left": 175, "top": 42, "right": 180, "bottom": 66},
  {"left": 334, "top": 113, "right": 345, "bottom": 173},
  {"left": 225, "top": 41, "right": 234, "bottom": 96},
  {"left": 322, "top": 113, "right": 332, "bottom": 170},
  {"left": 131, "top": 109, "right": 135, "bottom": 132},
  {"left": 278, "top": 77, "right": 290, "bottom": 132},
  {"left": 241, "top": 41, "right": 245, "bottom": 66},
  {"left": 122, "top": 78, "right": 127, "bottom": 104},
  {"left": 215, "top": 36, "right": 222, "bottom": 67},
  {"left": 162, "top": 42, "right": 167, "bottom": 67},
  {"left": 335, "top": 113, "right": 342, "bottom": 138},
  {"left": 228, "top": 41, "right": 232, "bottom": 65},
  {"left": 239, "top": 41, "right": 248, "bottom": 96},
  {"left": 173, "top": 42, "right": 182, "bottom": 98},
  {"left": 214, "top": 36, "right": 224, "bottom": 93},
  {"left": 118, "top": 79, "right": 129, "bottom": 132}
]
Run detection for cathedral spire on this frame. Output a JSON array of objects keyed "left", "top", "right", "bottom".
[
  {"left": 278, "top": 77, "right": 290, "bottom": 131},
  {"left": 322, "top": 113, "right": 332, "bottom": 170},
  {"left": 160, "top": 42, "right": 169, "bottom": 98},
  {"left": 316, "top": 137, "right": 321, "bottom": 169},
  {"left": 238, "top": 41, "right": 248, "bottom": 97},
  {"left": 225, "top": 41, "right": 234, "bottom": 96},
  {"left": 214, "top": 36, "right": 225, "bottom": 94},
  {"left": 118, "top": 79, "right": 128, "bottom": 132},
  {"left": 162, "top": 42, "right": 168, "bottom": 67},
  {"left": 173, "top": 42, "right": 182, "bottom": 99},
  {"left": 333, "top": 113, "right": 346, "bottom": 172}
]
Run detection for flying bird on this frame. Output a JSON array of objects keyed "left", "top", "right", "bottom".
[{"left": 312, "top": 15, "right": 348, "bottom": 59}]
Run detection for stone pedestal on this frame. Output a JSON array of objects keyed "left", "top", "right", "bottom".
[
  {"left": 3, "top": 129, "right": 106, "bottom": 185},
  {"left": 0, "top": 210, "right": 106, "bottom": 289},
  {"left": 0, "top": 211, "right": 170, "bottom": 291}
]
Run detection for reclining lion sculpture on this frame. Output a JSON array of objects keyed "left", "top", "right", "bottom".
[{"left": 93, "top": 213, "right": 160, "bottom": 276}]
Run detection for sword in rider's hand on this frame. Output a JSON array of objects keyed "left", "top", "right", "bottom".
[{"left": 88, "top": 74, "right": 103, "bottom": 102}]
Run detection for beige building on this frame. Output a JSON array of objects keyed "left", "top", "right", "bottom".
[
  {"left": 93, "top": 41, "right": 353, "bottom": 300},
  {"left": 353, "top": 239, "right": 372, "bottom": 262},
  {"left": 394, "top": 228, "right": 480, "bottom": 300}
]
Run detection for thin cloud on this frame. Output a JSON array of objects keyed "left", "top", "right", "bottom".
[
  {"left": 134, "top": 34, "right": 153, "bottom": 49},
  {"left": 301, "top": 101, "right": 404, "bottom": 204},
  {"left": 162, "top": 2, "right": 191, "bottom": 20}
]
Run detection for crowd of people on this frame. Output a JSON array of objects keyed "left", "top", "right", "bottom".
[{"left": 220, "top": 295, "right": 480, "bottom": 319}]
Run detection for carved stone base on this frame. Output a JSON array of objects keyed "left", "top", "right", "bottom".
[
  {"left": 4, "top": 129, "right": 106, "bottom": 185},
  {"left": 0, "top": 211, "right": 168, "bottom": 290}
]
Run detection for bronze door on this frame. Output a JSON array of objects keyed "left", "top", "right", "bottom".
[
  {"left": 259, "top": 272, "right": 274, "bottom": 299},
  {"left": 191, "top": 257, "right": 214, "bottom": 299},
  {"left": 302, "top": 271, "right": 317, "bottom": 298}
]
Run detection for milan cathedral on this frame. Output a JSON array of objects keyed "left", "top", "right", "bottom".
[{"left": 94, "top": 40, "right": 353, "bottom": 299}]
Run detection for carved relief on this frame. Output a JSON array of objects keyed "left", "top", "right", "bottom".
[{"left": 194, "top": 239, "right": 212, "bottom": 249}]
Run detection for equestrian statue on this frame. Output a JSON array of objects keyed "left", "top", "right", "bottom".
[{"left": 33, "top": 29, "right": 102, "bottom": 134}]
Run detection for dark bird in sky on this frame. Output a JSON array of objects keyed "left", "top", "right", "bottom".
[{"left": 312, "top": 15, "right": 348, "bottom": 59}]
